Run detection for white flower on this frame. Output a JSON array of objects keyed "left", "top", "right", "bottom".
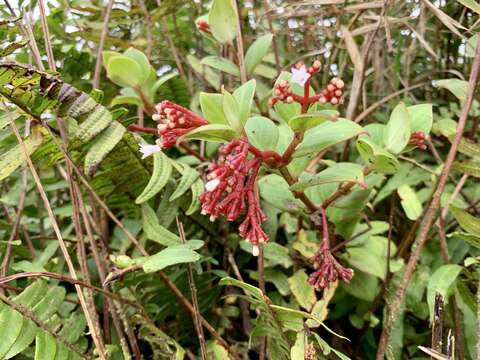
[
  {"left": 139, "top": 143, "right": 161, "bottom": 159},
  {"left": 252, "top": 245, "right": 259, "bottom": 257},
  {"left": 205, "top": 178, "right": 220, "bottom": 192},
  {"left": 291, "top": 65, "right": 309, "bottom": 86}
]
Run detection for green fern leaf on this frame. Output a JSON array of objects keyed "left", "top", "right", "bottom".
[{"left": 135, "top": 151, "right": 172, "bottom": 204}]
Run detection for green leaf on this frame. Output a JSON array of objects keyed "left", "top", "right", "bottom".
[
  {"left": 186, "top": 178, "right": 204, "bottom": 215},
  {"left": 293, "top": 119, "right": 364, "bottom": 158},
  {"left": 427, "top": 264, "right": 462, "bottom": 322},
  {"left": 233, "top": 79, "right": 256, "bottom": 126},
  {"left": 457, "top": 0, "right": 480, "bottom": 14},
  {"left": 288, "top": 270, "right": 316, "bottom": 311},
  {"left": 408, "top": 104, "right": 433, "bottom": 134},
  {"left": 141, "top": 203, "right": 180, "bottom": 246},
  {"left": 290, "top": 331, "right": 306, "bottom": 360},
  {"left": 170, "top": 164, "right": 200, "bottom": 201},
  {"left": 123, "top": 47, "right": 151, "bottom": 85},
  {"left": 181, "top": 124, "right": 238, "bottom": 142},
  {"left": 244, "top": 116, "right": 279, "bottom": 151},
  {"left": 437, "top": 79, "right": 468, "bottom": 102},
  {"left": 0, "top": 129, "right": 43, "bottom": 181},
  {"left": 244, "top": 34, "right": 273, "bottom": 75},
  {"left": 102, "top": 50, "right": 120, "bottom": 68},
  {"left": 450, "top": 205, "right": 480, "bottom": 237},
  {"left": 208, "top": 0, "right": 239, "bottom": 44},
  {"left": 199, "top": 93, "right": 228, "bottom": 125},
  {"left": 288, "top": 110, "right": 339, "bottom": 132},
  {"left": 34, "top": 332, "right": 56, "bottom": 360},
  {"left": 452, "top": 160, "right": 480, "bottom": 177},
  {"left": 219, "top": 277, "right": 264, "bottom": 300},
  {"left": 84, "top": 122, "right": 125, "bottom": 175},
  {"left": 259, "top": 174, "right": 301, "bottom": 211},
  {"left": 356, "top": 137, "right": 400, "bottom": 174},
  {"left": 142, "top": 245, "right": 201, "bottom": 273},
  {"left": 397, "top": 185, "right": 422, "bottom": 220},
  {"left": 290, "top": 163, "right": 365, "bottom": 191},
  {"left": 135, "top": 151, "right": 172, "bottom": 204},
  {"left": 466, "top": 34, "right": 479, "bottom": 57},
  {"left": 110, "top": 95, "right": 140, "bottom": 107},
  {"left": 152, "top": 72, "right": 179, "bottom": 94},
  {"left": 106, "top": 55, "right": 145, "bottom": 88},
  {"left": 384, "top": 102, "right": 411, "bottom": 154},
  {"left": 455, "top": 136, "right": 480, "bottom": 158},
  {"left": 201, "top": 56, "right": 240, "bottom": 77},
  {"left": 76, "top": 106, "right": 113, "bottom": 142},
  {"left": 448, "top": 231, "right": 480, "bottom": 248},
  {"left": 222, "top": 90, "right": 242, "bottom": 132}
]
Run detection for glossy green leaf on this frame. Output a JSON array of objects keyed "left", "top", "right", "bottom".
[
  {"left": 84, "top": 122, "right": 125, "bottom": 175},
  {"left": 233, "top": 79, "right": 256, "bottom": 126},
  {"left": 437, "top": 78, "right": 468, "bottom": 102},
  {"left": 187, "top": 54, "right": 221, "bottom": 89},
  {"left": 135, "top": 151, "right": 172, "bottom": 204},
  {"left": 244, "top": 116, "right": 279, "bottom": 151},
  {"left": 123, "top": 47, "right": 151, "bottom": 84},
  {"left": 181, "top": 124, "right": 238, "bottom": 142},
  {"left": 110, "top": 95, "right": 140, "bottom": 107},
  {"left": 222, "top": 90, "right": 242, "bottom": 132},
  {"left": 408, "top": 103, "right": 433, "bottom": 134},
  {"left": 450, "top": 205, "right": 480, "bottom": 237},
  {"left": 199, "top": 92, "right": 228, "bottom": 125},
  {"left": 259, "top": 174, "right": 301, "bottom": 211},
  {"left": 219, "top": 277, "right": 264, "bottom": 300},
  {"left": 141, "top": 203, "right": 180, "bottom": 246},
  {"left": 142, "top": 245, "right": 201, "bottom": 273},
  {"left": 293, "top": 119, "right": 364, "bottom": 158},
  {"left": 106, "top": 55, "right": 144, "bottom": 87},
  {"left": 384, "top": 102, "right": 411, "bottom": 154},
  {"left": 397, "top": 185, "right": 422, "bottom": 220},
  {"left": 290, "top": 163, "right": 365, "bottom": 191},
  {"left": 244, "top": 34, "right": 273, "bottom": 75},
  {"left": 356, "top": 137, "right": 400, "bottom": 174},
  {"left": 288, "top": 270, "right": 316, "bottom": 310},
  {"left": 290, "top": 331, "right": 306, "bottom": 360},
  {"left": 201, "top": 56, "right": 240, "bottom": 76},
  {"left": 288, "top": 110, "right": 339, "bottom": 132},
  {"left": 208, "top": 0, "right": 239, "bottom": 44},
  {"left": 152, "top": 72, "right": 179, "bottom": 93},
  {"left": 427, "top": 264, "right": 462, "bottom": 322}
]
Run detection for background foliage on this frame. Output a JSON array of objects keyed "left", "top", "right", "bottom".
[{"left": 1, "top": 0, "right": 480, "bottom": 359}]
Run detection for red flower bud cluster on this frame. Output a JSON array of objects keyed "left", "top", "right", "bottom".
[
  {"left": 409, "top": 131, "right": 427, "bottom": 150},
  {"left": 196, "top": 20, "right": 211, "bottom": 34},
  {"left": 152, "top": 100, "right": 208, "bottom": 149},
  {"left": 317, "top": 78, "right": 345, "bottom": 105},
  {"left": 308, "top": 208, "right": 353, "bottom": 290},
  {"left": 269, "top": 60, "right": 344, "bottom": 110},
  {"left": 199, "top": 139, "right": 268, "bottom": 254}
]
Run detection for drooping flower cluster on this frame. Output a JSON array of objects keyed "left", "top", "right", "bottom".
[
  {"left": 152, "top": 100, "right": 208, "bottom": 149},
  {"left": 200, "top": 139, "right": 268, "bottom": 255},
  {"left": 409, "top": 131, "right": 427, "bottom": 150},
  {"left": 269, "top": 60, "right": 344, "bottom": 109},
  {"left": 308, "top": 208, "right": 354, "bottom": 289}
]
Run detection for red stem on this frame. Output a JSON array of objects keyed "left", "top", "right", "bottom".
[{"left": 127, "top": 124, "right": 158, "bottom": 134}]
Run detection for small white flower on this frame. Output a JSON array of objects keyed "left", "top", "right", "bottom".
[
  {"left": 139, "top": 143, "right": 161, "bottom": 159},
  {"left": 291, "top": 65, "right": 309, "bottom": 86},
  {"left": 205, "top": 178, "right": 220, "bottom": 192},
  {"left": 252, "top": 245, "right": 260, "bottom": 257}
]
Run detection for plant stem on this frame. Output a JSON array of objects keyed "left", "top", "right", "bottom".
[{"left": 93, "top": 0, "right": 115, "bottom": 89}]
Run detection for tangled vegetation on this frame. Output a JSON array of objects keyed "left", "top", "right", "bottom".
[{"left": 1, "top": 0, "right": 480, "bottom": 359}]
